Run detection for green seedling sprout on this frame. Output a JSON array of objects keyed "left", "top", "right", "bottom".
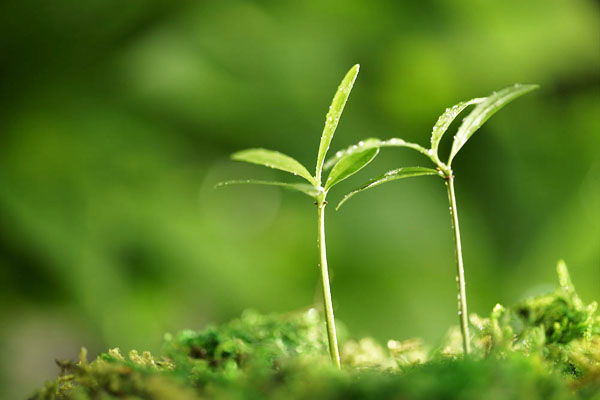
[
  {"left": 217, "top": 65, "right": 377, "bottom": 367},
  {"left": 328, "top": 84, "right": 539, "bottom": 355}
]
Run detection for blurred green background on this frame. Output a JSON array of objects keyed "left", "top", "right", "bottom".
[{"left": 0, "top": 0, "right": 598, "bottom": 397}]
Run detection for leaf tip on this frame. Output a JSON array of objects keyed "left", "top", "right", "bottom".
[
  {"left": 335, "top": 189, "right": 361, "bottom": 211},
  {"left": 230, "top": 150, "right": 246, "bottom": 161},
  {"left": 335, "top": 197, "right": 348, "bottom": 211},
  {"left": 517, "top": 82, "right": 540, "bottom": 88},
  {"left": 515, "top": 83, "right": 540, "bottom": 93},
  {"left": 346, "top": 64, "right": 360, "bottom": 84}
]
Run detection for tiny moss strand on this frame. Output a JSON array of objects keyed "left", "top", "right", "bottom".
[
  {"left": 317, "top": 198, "right": 341, "bottom": 367},
  {"left": 446, "top": 175, "right": 471, "bottom": 355}
]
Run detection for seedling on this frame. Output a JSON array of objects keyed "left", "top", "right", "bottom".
[
  {"left": 328, "top": 84, "right": 539, "bottom": 355},
  {"left": 217, "top": 65, "right": 378, "bottom": 367}
]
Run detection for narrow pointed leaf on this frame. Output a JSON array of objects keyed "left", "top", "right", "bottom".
[
  {"left": 232, "top": 148, "right": 315, "bottom": 184},
  {"left": 325, "top": 137, "right": 431, "bottom": 170},
  {"left": 430, "top": 98, "right": 485, "bottom": 156},
  {"left": 215, "top": 180, "right": 321, "bottom": 199},
  {"left": 315, "top": 64, "right": 360, "bottom": 184},
  {"left": 380, "top": 138, "right": 431, "bottom": 157},
  {"left": 336, "top": 167, "right": 440, "bottom": 210},
  {"left": 324, "top": 147, "right": 379, "bottom": 191},
  {"left": 448, "top": 84, "right": 539, "bottom": 165},
  {"left": 324, "top": 138, "right": 382, "bottom": 170}
]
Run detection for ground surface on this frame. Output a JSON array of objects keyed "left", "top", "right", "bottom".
[{"left": 31, "top": 265, "right": 599, "bottom": 399}]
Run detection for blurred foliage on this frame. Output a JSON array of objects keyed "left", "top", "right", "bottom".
[{"left": 0, "top": 0, "right": 598, "bottom": 398}]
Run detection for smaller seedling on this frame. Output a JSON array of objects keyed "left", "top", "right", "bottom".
[
  {"left": 328, "top": 84, "right": 539, "bottom": 355},
  {"left": 217, "top": 65, "right": 378, "bottom": 367}
]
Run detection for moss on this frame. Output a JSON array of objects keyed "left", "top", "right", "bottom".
[
  {"left": 33, "top": 348, "right": 197, "bottom": 400},
  {"left": 514, "top": 261, "right": 597, "bottom": 344},
  {"left": 464, "top": 262, "right": 599, "bottom": 389},
  {"left": 30, "top": 264, "right": 599, "bottom": 400}
]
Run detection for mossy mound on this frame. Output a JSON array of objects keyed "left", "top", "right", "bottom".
[{"left": 31, "top": 263, "right": 599, "bottom": 399}]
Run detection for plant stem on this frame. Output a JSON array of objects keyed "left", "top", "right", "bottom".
[
  {"left": 445, "top": 175, "right": 471, "bottom": 355},
  {"left": 316, "top": 200, "right": 341, "bottom": 367}
]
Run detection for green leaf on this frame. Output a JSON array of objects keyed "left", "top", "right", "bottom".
[
  {"left": 232, "top": 148, "right": 315, "bottom": 184},
  {"left": 448, "top": 84, "right": 539, "bottom": 165},
  {"left": 380, "top": 138, "right": 431, "bottom": 158},
  {"left": 215, "top": 180, "right": 321, "bottom": 199},
  {"left": 315, "top": 64, "right": 360, "bottom": 184},
  {"left": 324, "top": 147, "right": 379, "bottom": 191},
  {"left": 430, "top": 98, "right": 485, "bottom": 156},
  {"left": 324, "top": 137, "right": 433, "bottom": 170},
  {"left": 336, "top": 167, "right": 440, "bottom": 210},
  {"left": 324, "top": 138, "right": 382, "bottom": 170}
]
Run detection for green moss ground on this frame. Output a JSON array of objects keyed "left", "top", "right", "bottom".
[{"left": 31, "top": 264, "right": 599, "bottom": 399}]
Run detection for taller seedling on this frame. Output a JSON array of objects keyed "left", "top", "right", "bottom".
[
  {"left": 217, "top": 65, "right": 377, "bottom": 367},
  {"left": 330, "top": 84, "right": 539, "bottom": 355}
]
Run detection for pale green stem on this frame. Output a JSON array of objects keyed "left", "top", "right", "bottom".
[
  {"left": 317, "top": 199, "right": 341, "bottom": 367},
  {"left": 445, "top": 175, "right": 471, "bottom": 355}
]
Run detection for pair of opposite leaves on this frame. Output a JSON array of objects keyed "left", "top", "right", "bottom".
[{"left": 218, "top": 64, "right": 538, "bottom": 206}]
